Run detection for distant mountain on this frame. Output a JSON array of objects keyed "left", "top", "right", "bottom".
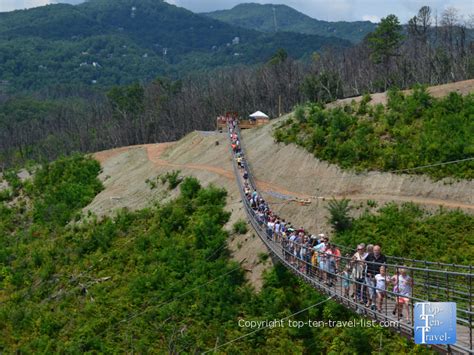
[
  {"left": 203, "top": 3, "right": 377, "bottom": 43},
  {"left": 0, "top": 0, "right": 352, "bottom": 92}
]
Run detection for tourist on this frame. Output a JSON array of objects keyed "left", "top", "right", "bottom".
[
  {"left": 365, "top": 245, "right": 387, "bottom": 310},
  {"left": 313, "top": 235, "right": 327, "bottom": 281},
  {"left": 341, "top": 264, "right": 352, "bottom": 297},
  {"left": 327, "top": 243, "right": 341, "bottom": 287},
  {"left": 351, "top": 244, "right": 366, "bottom": 302},
  {"left": 391, "top": 267, "right": 413, "bottom": 323},
  {"left": 375, "top": 266, "right": 390, "bottom": 312}
]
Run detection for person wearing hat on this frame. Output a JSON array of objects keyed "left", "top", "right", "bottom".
[{"left": 313, "top": 236, "right": 327, "bottom": 281}]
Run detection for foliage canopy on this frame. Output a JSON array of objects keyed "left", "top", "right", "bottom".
[{"left": 274, "top": 87, "right": 474, "bottom": 179}]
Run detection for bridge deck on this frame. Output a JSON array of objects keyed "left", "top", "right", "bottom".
[{"left": 227, "top": 123, "right": 473, "bottom": 354}]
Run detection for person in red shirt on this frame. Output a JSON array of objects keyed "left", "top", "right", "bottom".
[{"left": 326, "top": 243, "right": 341, "bottom": 286}]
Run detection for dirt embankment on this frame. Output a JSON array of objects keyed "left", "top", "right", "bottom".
[
  {"left": 89, "top": 132, "right": 271, "bottom": 291},
  {"left": 86, "top": 80, "right": 474, "bottom": 290},
  {"left": 87, "top": 128, "right": 473, "bottom": 290},
  {"left": 327, "top": 78, "right": 474, "bottom": 108},
  {"left": 240, "top": 117, "right": 473, "bottom": 237}
]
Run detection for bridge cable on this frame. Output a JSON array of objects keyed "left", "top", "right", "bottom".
[{"left": 203, "top": 295, "right": 335, "bottom": 354}]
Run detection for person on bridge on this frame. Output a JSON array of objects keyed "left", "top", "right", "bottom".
[
  {"left": 274, "top": 219, "right": 282, "bottom": 242},
  {"left": 351, "top": 244, "right": 366, "bottom": 303},
  {"left": 266, "top": 217, "right": 275, "bottom": 240},
  {"left": 243, "top": 171, "right": 249, "bottom": 183},
  {"left": 325, "top": 243, "right": 341, "bottom": 287},
  {"left": 288, "top": 231, "right": 297, "bottom": 266},
  {"left": 310, "top": 247, "right": 318, "bottom": 278},
  {"left": 375, "top": 265, "right": 390, "bottom": 313},
  {"left": 364, "top": 245, "right": 387, "bottom": 310},
  {"left": 341, "top": 264, "right": 352, "bottom": 298},
  {"left": 236, "top": 155, "right": 243, "bottom": 169},
  {"left": 314, "top": 235, "right": 328, "bottom": 282},
  {"left": 301, "top": 235, "right": 310, "bottom": 274},
  {"left": 360, "top": 244, "right": 372, "bottom": 305},
  {"left": 244, "top": 183, "right": 251, "bottom": 196},
  {"left": 391, "top": 267, "right": 413, "bottom": 323},
  {"left": 294, "top": 232, "right": 303, "bottom": 270}
]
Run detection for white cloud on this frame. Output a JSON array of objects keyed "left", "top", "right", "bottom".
[
  {"left": 1, "top": 0, "right": 52, "bottom": 12},
  {"left": 362, "top": 14, "right": 380, "bottom": 23},
  {"left": 1, "top": 0, "right": 473, "bottom": 22}
]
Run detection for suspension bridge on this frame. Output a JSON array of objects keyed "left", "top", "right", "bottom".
[{"left": 226, "top": 121, "right": 473, "bottom": 354}]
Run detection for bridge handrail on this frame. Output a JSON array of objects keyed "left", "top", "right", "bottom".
[
  {"left": 234, "top": 126, "right": 473, "bottom": 273},
  {"left": 227, "top": 122, "right": 473, "bottom": 354}
]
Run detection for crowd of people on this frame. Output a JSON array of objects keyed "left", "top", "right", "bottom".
[{"left": 228, "top": 118, "right": 413, "bottom": 322}]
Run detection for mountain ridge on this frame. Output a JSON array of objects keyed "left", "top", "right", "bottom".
[
  {"left": 203, "top": 3, "right": 377, "bottom": 43},
  {"left": 0, "top": 0, "right": 352, "bottom": 91}
]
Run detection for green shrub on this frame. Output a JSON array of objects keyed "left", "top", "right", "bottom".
[
  {"left": 275, "top": 90, "right": 474, "bottom": 179},
  {"left": 357, "top": 93, "right": 372, "bottom": 115},
  {"left": 31, "top": 154, "right": 103, "bottom": 226},
  {"left": 233, "top": 219, "right": 248, "bottom": 234},
  {"left": 160, "top": 170, "right": 182, "bottom": 190},
  {"left": 258, "top": 252, "right": 269, "bottom": 263},
  {"left": 0, "top": 189, "right": 12, "bottom": 202},
  {"left": 294, "top": 105, "right": 306, "bottom": 123},
  {"left": 179, "top": 176, "right": 201, "bottom": 199},
  {"left": 0, "top": 155, "right": 439, "bottom": 354},
  {"left": 145, "top": 178, "right": 157, "bottom": 189},
  {"left": 326, "top": 198, "right": 353, "bottom": 232},
  {"left": 334, "top": 203, "right": 474, "bottom": 264},
  {"left": 3, "top": 170, "right": 22, "bottom": 197},
  {"left": 366, "top": 200, "right": 378, "bottom": 208}
]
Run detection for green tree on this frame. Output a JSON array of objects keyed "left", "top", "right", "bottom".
[
  {"left": 367, "top": 15, "right": 404, "bottom": 64},
  {"left": 326, "top": 198, "right": 353, "bottom": 232},
  {"left": 268, "top": 48, "right": 288, "bottom": 65},
  {"left": 367, "top": 14, "right": 404, "bottom": 89},
  {"left": 107, "top": 82, "right": 145, "bottom": 118},
  {"left": 302, "top": 71, "right": 343, "bottom": 104}
]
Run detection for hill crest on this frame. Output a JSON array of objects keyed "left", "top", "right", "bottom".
[
  {"left": 0, "top": 0, "right": 352, "bottom": 91},
  {"left": 203, "top": 2, "right": 376, "bottom": 43}
]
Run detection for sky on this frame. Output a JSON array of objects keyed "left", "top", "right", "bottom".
[{"left": 1, "top": 0, "right": 473, "bottom": 23}]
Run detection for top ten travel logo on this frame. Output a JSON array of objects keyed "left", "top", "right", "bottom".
[{"left": 414, "top": 302, "right": 456, "bottom": 345}]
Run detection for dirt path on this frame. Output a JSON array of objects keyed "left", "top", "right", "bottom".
[
  {"left": 145, "top": 143, "right": 235, "bottom": 180},
  {"left": 327, "top": 78, "right": 474, "bottom": 108},
  {"left": 88, "top": 78, "right": 473, "bottom": 291},
  {"left": 127, "top": 144, "right": 474, "bottom": 211}
]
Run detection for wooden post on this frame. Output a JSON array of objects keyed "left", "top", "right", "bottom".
[{"left": 278, "top": 95, "right": 282, "bottom": 117}]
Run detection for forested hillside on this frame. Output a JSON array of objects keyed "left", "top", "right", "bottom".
[
  {"left": 0, "top": 0, "right": 350, "bottom": 92},
  {"left": 1, "top": 5, "right": 473, "bottom": 175},
  {"left": 0, "top": 155, "right": 431, "bottom": 353},
  {"left": 1, "top": 1, "right": 472, "bottom": 352},
  {"left": 274, "top": 86, "right": 474, "bottom": 179},
  {"left": 203, "top": 3, "right": 376, "bottom": 43},
  {"left": 331, "top": 202, "right": 474, "bottom": 265}
]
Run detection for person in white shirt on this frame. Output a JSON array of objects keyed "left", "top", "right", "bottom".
[
  {"left": 289, "top": 232, "right": 297, "bottom": 265},
  {"left": 374, "top": 266, "right": 390, "bottom": 312},
  {"left": 391, "top": 267, "right": 413, "bottom": 323},
  {"left": 274, "top": 220, "right": 281, "bottom": 242},
  {"left": 266, "top": 219, "right": 275, "bottom": 240},
  {"left": 351, "top": 244, "right": 366, "bottom": 302}
]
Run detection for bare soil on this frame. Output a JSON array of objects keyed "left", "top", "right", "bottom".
[
  {"left": 85, "top": 80, "right": 474, "bottom": 290},
  {"left": 327, "top": 78, "right": 474, "bottom": 108}
]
